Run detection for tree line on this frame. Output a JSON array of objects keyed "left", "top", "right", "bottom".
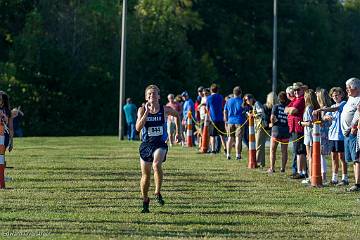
[{"left": 0, "top": 0, "right": 359, "bottom": 135}]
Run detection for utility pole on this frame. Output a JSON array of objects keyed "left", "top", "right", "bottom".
[
  {"left": 119, "top": 0, "right": 127, "bottom": 140},
  {"left": 272, "top": 0, "right": 278, "bottom": 104}
]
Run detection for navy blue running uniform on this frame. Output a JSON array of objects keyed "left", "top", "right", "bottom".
[{"left": 139, "top": 106, "right": 168, "bottom": 162}]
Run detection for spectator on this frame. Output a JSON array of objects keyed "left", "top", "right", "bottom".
[
  {"left": 195, "top": 86, "right": 204, "bottom": 122},
  {"left": 206, "top": 84, "right": 226, "bottom": 154},
  {"left": 0, "top": 91, "right": 14, "bottom": 189},
  {"left": 268, "top": 91, "right": 290, "bottom": 173},
  {"left": 263, "top": 92, "right": 278, "bottom": 133},
  {"left": 11, "top": 106, "right": 24, "bottom": 137},
  {"left": 198, "top": 88, "right": 210, "bottom": 151},
  {"left": 224, "top": 86, "right": 245, "bottom": 160},
  {"left": 181, "top": 91, "right": 195, "bottom": 146},
  {"left": 285, "top": 82, "right": 306, "bottom": 179},
  {"left": 316, "top": 88, "right": 333, "bottom": 183},
  {"left": 166, "top": 94, "right": 182, "bottom": 146},
  {"left": 299, "top": 89, "right": 320, "bottom": 184},
  {"left": 243, "top": 93, "right": 266, "bottom": 167},
  {"left": 340, "top": 78, "right": 360, "bottom": 191},
  {"left": 286, "top": 86, "right": 295, "bottom": 102},
  {"left": 123, "top": 98, "right": 137, "bottom": 141},
  {"left": 320, "top": 87, "right": 348, "bottom": 185}
]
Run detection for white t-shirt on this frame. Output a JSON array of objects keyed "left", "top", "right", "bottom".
[
  {"left": 199, "top": 96, "right": 207, "bottom": 120},
  {"left": 340, "top": 96, "right": 360, "bottom": 135}
]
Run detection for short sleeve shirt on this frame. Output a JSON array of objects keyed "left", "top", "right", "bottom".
[
  {"left": 206, "top": 93, "right": 224, "bottom": 122},
  {"left": 271, "top": 103, "right": 290, "bottom": 139},
  {"left": 287, "top": 96, "right": 305, "bottom": 133},
  {"left": 224, "top": 97, "right": 245, "bottom": 124}
]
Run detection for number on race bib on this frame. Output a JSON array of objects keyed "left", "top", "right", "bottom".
[{"left": 148, "top": 126, "right": 163, "bottom": 137}]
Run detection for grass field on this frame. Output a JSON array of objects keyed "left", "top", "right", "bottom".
[{"left": 1, "top": 137, "right": 360, "bottom": 239}]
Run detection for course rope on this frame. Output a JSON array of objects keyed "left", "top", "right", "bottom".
[{"left": 187, "top": 110, "right": 307, "bottom": 145}]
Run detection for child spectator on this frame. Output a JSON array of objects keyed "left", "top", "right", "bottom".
[{"left": 299, "top": 89, "right": 320, "bottom": 184}]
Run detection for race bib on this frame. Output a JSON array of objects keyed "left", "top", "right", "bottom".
[{"left": 148, "top": 126, "right": 163, "bottom": 137}]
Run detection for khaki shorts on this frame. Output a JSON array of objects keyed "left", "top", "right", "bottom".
[{"left": 227, "top": 124, "right": 244, "bottom": 138}]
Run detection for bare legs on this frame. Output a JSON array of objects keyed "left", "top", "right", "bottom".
[{"left": 140, "top": 148, "right": 166, "bottom": 201}]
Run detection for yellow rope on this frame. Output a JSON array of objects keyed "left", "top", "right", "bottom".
[
  {"left": 187, "top": 110, "right": 305, "bottom": 145},
  {"left": 259, "top": 124, "right": 304, "bottom": 145}
]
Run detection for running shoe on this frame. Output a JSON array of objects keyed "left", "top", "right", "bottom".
[
  {"left": 330, "top": 180, "right": 339, "bottom": 185},
  {"left": 141, "top": 198, "right": 150, "bottom": 213},
  {"left": 292, "top": 173, "right": 306, "bottom": 179},
  {"left": 301, "top": 178, "right": 310, "bottom": 184},
  {"left": 155, "top": 193, "right": 165, "bottom": 206},
  {"left": 348, "top": 185, "right": 360, "bottom": 192},
  {"left": 336, "top": 179, "right": 349, "bottom": 186}
]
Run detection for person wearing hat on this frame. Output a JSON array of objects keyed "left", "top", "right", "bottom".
[{"left": 285, "top": 82, "right": 307, "bottom": 179}]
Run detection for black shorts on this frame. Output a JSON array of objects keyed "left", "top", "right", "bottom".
[
  {"left": 209, "top": 121, "right": 225, "bottom": 136},
  {"left": 292, "top": 132, "right": 306, "bottom": 155},
  {"left": 330, "top": 140, "right": 344, "bottom": 153},
  {"left": 139, "top": 142, "right": 168, "bottom": 163}
]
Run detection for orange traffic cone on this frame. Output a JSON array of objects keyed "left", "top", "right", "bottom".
[
  {"left": 0, "top": 124, "right": 5, "bottom": 189},
  {"left": 200, "top": 111, "right": 210, "bottom": 153},
  {"left": 311, "top": 121, "right": 322, "bottom": 187},
  {"left": 248, "top": 114, "right": 256, "bottom": 168},
  {"left": 187, "top": 110, "right": 193, "bottom": 147}
]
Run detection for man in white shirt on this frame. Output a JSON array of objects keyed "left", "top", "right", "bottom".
[{"left": 340, "top": 77, "right": 360, "bottom": 191}]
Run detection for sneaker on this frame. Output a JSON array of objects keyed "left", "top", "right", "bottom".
[
  {"left": 292, "top": 173, "right": 306, "bottom": 179},
  {"left": 236, "top": 156, "right": 242, "bottom": 161},
  {"left": 141, "top": 198, "right": 150, "bottom": 213},
  {"left": 226, "top": 156, "right": 231, "bottom": 160},
  {"left": 348, "top": 185, "right": 360, "bottom": 192},
  {"left": 301, "top": 178, "right": 310, "bottom": 184},
  {"left": 267, "top": 168, "right": 275, "bottom": 174},
  {"left": 155, "top": 193, "right": 165, "bottom": 206},
  {"left": 336, "top": 179, "right": 349, "bottom": 186},
  {"left": 330, "top": 180, "right": 339, "bottom": 185},
  {"left": 280, "top": 168, "right": 285, "bottom": 173}
]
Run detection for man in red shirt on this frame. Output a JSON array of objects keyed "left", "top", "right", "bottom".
[{"left": 285, "top": 82, "right": 307, "bottom": 178}]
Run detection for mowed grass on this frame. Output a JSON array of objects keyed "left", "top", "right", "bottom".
[{"left": 1, "top": 137, "right": 360, "bottom": 240}]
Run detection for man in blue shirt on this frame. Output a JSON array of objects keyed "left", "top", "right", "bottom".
[
  {"left": 224, "top": 86, "right": 245, "bottom": 160},
  {"left": 206, "top": 84, "right": 226, "bottom": 153},
  {"left": 123, "top": 98, "right": 137, "bottom": 140}
]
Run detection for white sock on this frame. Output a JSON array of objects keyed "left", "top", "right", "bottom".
[
  {"left": 332, "top": 173, "right": 338, "bottom": 182},
  {"left": 342, "top": 174, "right": 348, "bottom": 181},
  {"left": 301, "top": 170, "right": 306, "bottom": 175}
]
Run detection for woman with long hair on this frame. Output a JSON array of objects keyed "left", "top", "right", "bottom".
[{"left": 0, "top": 91, "right": 14, "bottom": 189}]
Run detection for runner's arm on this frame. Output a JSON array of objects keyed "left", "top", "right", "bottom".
[{"left": 135, "top": 104, "right": 149, "bottom": 132}]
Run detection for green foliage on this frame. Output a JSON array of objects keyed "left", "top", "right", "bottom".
[{"left": 0, "top": 0, "right": 360, "bottom": 135}]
